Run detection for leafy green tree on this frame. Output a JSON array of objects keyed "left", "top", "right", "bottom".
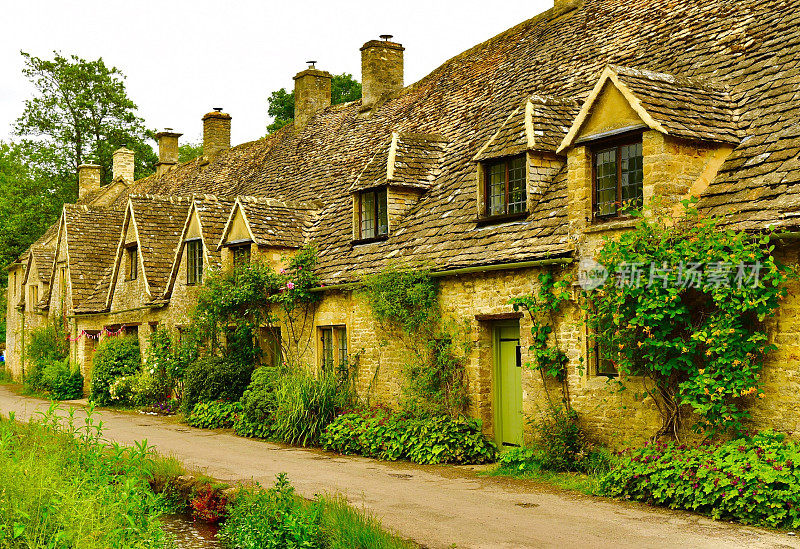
[
  {"left": 14, "top": 51, "right": 156, "bottom": 190},
  {"left": 266, "top": 73, "right": 362, "bottom": 134},
  {"left": 178, "top": 142, "right": 203, "bottom": 163}
]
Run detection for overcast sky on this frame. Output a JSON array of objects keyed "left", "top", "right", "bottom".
[{"left": 0, "top": 0, "right": 552, "bottom": 147}]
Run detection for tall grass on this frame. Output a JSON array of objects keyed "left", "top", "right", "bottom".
[{"left": 0, "top": 404, "right": 172, "bottom": 548}]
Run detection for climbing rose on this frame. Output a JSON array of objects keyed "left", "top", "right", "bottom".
[{"left": 286, "top": 282, "right": 295, "bottom": 290}]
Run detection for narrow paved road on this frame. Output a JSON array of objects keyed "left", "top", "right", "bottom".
[{"left": 1, "top": 387, "right": 796, "bottom": 549}]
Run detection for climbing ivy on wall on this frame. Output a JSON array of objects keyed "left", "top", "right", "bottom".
[
  {"left": 362, "top": 268, "right": 471, "bottom": 416},
  {"left": 583, "top": 201, "right": 792, "bottom": 439},
  {"left": 510, "top": 271, "right": 572, "bottom": 408}
]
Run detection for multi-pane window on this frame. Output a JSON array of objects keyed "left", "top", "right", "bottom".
[
  {"left": 232, "top": 245, "right": 250, "bottom": 269},
  {"left": 485, "top": 155, "right": 527, "bottom": 217},
  {"left": 320, "top": 326, "right": 347, "bottom": 372},
  {"left": 126, "top": 246, "right": 138, "bottom": 281},
  {"left": 186, "top": 240, "right": 203, "bottom": 284},
  {"left": 29, "top": 285, "right": 38, "bottom": 307},
  {"left": 594, "top": 139, "right": 643, "bottom": 218},
  {"left": 596, "top": 340, "right": 618, "bottom": 377},
  {"left": 359, "top": 188, "right": 388, "bottom": 239}
]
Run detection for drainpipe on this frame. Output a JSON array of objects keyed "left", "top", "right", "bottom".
[{"left": 310, "top": 257, "right": 574, "bottom": 293}]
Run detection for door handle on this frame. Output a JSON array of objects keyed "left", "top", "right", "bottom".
[{"left": 516, "top": 345, "right": 522, "bottom": 368}]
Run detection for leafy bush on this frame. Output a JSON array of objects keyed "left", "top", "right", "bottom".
[
  {"left": 25, "top": 325, "right": 69, "bottom": 392},
  {"left": 181, "top": 356, "right": 253, "bottom": 416},
  {"left": 322, "top": 409, "right": 496, "bottom": 465},
  {"left": 190, "top": 484, "right": 229, "bottom": 523},
  {"left": 532, "top": 406, "right": 588, "bottom": 472},
  {"left": 40, "top": 358, "right": 83, "bottom": 400},
  {"left": 90, "top": 336, "right": 141, "bottom": 405},
  {"left": 130, "top": 367, "right": 172, "bottom": 407},
  {"left": 219, "top": 474, "right": 412, "bottom": 549},
  {"left": 188, "top": 400, "right": 242, "bottom": 429},
  {"left": 235, "top": 366, "right": 352, "bottom": 446},
  {"left": 601, "top": 431, "right": 800, "bottom": 528}
]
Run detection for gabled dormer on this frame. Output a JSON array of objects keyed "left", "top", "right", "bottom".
[
  {"left": 558, "top": 65, "right": 739, "bottom": 230},
  {"left": 218, "top": 196, "right": 320, "bottom": 271},
  {"left": 473, "top": 95, "right": 579, "bottom": 223},
  {"left": 350, "top": 132, "right": 448, "bottom": 243}
]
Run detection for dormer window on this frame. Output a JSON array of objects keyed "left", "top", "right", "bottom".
[
  {"left": 186, "top": 239, "right": 203, "bottom": 284},
  {"left": 485, "top": 155, "right": 526, "bottom": 217},
  {"left": 232, "top": 244, "right": 251, "bottom": 269},
  {"left": 593, "top": 137, "right": 643, "bottom": 219},
  {"left": 359, "top": 188, "right": 388, "bottom": 240},
  {"left": 126, "top": 245, "right": 138, "bottom": 281}
]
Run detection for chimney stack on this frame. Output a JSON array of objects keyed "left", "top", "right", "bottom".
[
  {"left": 77, "top": 164, "right": 102, "bottom": 199},
  {"left": 293, "top": 62, "right": 332, "bottom": 130},
  {"left": 112, "top": 147, "right": 135, "bottom": 183},
  {"left": 202, "top": 108, "right": 232, "bottom": 160},
  {"left": 360, "top": 35, "right": 404, "bottom": 109},
  {"left": 155, "top": 128, "right": 182, "bottom": 176}
]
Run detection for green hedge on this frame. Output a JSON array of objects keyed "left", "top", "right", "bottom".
[
  {"left": 322, "top": 409, "right": 496, "bottom": 465},
  {"left": 601, "top": 431, "right": 800, "bottom": 528},
  {"left": 181, "top": 357, "right": 253, "bottom": 416},
  {"left": 90, "top": 336, "right": 141, "bottom": 405},
  {"left": 187, "top": 400, "right": 242, "bottom": 429},
  {"left": 41, "top": 359, "right": 83, "bottom": 400}
]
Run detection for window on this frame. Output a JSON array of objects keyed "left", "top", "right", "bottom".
[
  {"left": 29, "top": 285, "right": 38, "bottom": 306},
  {"left": 593, "top": 138, "right": 643, "bottom": 218},
  {"left": 319, "top": 326, "right": 347, "bottom": 371},
  {"left": 485, "top": 155, "right": 527, "bottom": 217},
  {"left": 59, "top": 265, "right": 67, "bottom": 292},
  {"left": 11, "top": 272, "right": 15, "bottom": 298},
  {"left": 126, "top": 245, "right": 138, "bottom": 281},
  {"left": 232, "top": 244, "right": 250, "bottom": 269},
  {"left": 595, "top": 339, "right": 618, "bottom": 377},
  {"left": 359, "top": 188, "right": 388, "bottom": 240},
  {"left": 260, "top": 327, "right": 282, "bottom": 368},
  {"left": 186, "top": 239, "right": 203, "bottom": 284}
]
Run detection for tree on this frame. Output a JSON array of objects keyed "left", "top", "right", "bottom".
[
  {"left": 178, "top": 142, "right": 203, "bottom": 163},
  {"left": 266, "top": 73, "right": 362, "bottom": 134},
  {"left": 14, "top": 51, "right": 156, "bottom": 191}
]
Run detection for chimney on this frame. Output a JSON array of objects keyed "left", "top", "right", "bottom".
[
  {"left": 155, "top": 128, "right": 182, "bottom": 176},
  {"left": 360, "top": 35, "right": 404, "bottom": 109},
  {"left": 293, "top": 62, "right": 332, "bottom": 130},
  {"left": 112, "top": 147, "right": 135, "bottom": 183},
  {"left": 77, "top": 164, "right": 102, "bottom": 199},
  {"left": 202, "top": 108, "right": 232, "bottom": 159}
]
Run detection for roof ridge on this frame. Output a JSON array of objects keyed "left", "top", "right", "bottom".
[
  {"left": 237, "top": 195, "right": 323, "bottom": 210},
  {"left": 609, "top": 64, "right": 731, "bottom": 94}
]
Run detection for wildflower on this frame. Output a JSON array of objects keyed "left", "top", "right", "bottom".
[
  {"left": 286, "top": 281, "right": 295, "bottom": 290},
  {"left": 279, "top": 268, "right": 286, "bottom": 274}
]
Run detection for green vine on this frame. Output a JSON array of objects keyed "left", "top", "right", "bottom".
[
  {"left": 510, "top": 271, "right": 572, "bottom": 408},
  {"left": 362, "top": 268, "right": 471, "bottom": 416},
  {"left": 583, "top": 201, "right": 792, "bottom": 439}
]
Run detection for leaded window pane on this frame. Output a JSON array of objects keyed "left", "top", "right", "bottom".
[
  {"left": 620, "top": 142, "right": 644, "bottom": 213},
  {"left": 361, "top": 192, "right": 376, "bottom": 239},
  {"left": 489, "top": 163, "right": 506, "bottom": 216},
  {"left": 376, "top": 189, "right": 388, "bottom": 236},
  {"left": 508, "top": 156, "right": 527, "bottom": 214},
  {"left": 595, "top": 148, "right": 617, "bottom": 217},
  {"left": 337, "top": 327, "right": 348, "bottom": 367}
]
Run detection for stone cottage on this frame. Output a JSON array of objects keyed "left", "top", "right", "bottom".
[{"left": 6, "top": 0, "right": 800, "bottom": 447}]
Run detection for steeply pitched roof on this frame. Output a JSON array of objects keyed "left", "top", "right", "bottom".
[
  {"left": 63, "top": 205, "right": 123, "bottom": 309},
  {"left": 474, "top": 95, "right": 579, "bottom": 161},
  {"left": 351, "top": 133, "right": 450, "bottom": 192},
  {"left": 128, "top": 195, "right": 192, "bottom": 299},
  {"left": 193, "top": 196, "right": 235, "bottom": 267},
  {"left": 223, "top": 197, "right": 319, "bottom": 249}
]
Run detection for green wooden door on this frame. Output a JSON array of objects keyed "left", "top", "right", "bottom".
[{"left": 495, "top": 324, "right": 523, "bottom": 447}]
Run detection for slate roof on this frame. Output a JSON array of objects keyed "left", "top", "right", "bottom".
[
  {"left": 351, "top": 133, "right": 449, "bottom": 192},
  {"left": 62, "top": 205, "right": 123, "bottom": 309},
  {"left": 233, "top": 197, "right": 319, "bottom": 249},
  {"left": 31, "top": 247, "right": 54, "bottom": 288},
  {"left": 193, "top": 196, "right": 235, "bottom": 268},
  {"left": 475, "top": 95, "right": 579, "bottom": 161},
  {"left": 21, "top": 0, "right": 800, "bottom": 295},
  {"left": 128, "top": 195, "right": 192, "bottom": 299}
]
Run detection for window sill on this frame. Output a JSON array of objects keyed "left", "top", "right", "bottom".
[
  {"left": 585, "top": 217, "right": 638, "bottom": 234},
  {"left": 351, "top": 235, "right": 388, "bottom": 246},
  {"left": 476, "top": 211, "right": 529, "bottom": 226}
]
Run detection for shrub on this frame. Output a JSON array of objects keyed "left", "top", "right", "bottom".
[
  {"left": 190, "top": 484, "right": 229, "bottom": 523},
  {"left": 40, "top": 358, "right": 83, "bottom": 400},
  {"left": 90, "top": 336, "right": 141, "bottom": 405},
  {"left": 130, "top": 367, "right": 172, "bottom": 407},
  {"left": 235, "top": 366, "right": 352, "bottom": 446},
  {"left": 188, "top": 400, "right": 242, "bottom": 429},
  {"left": 181, "top": 357, "right": 253, "bottom": 416},
  {"left": 531, "top": 406, "right": 588, "bottom": 472},
  {"left": 25, "top": 325, "right": 69, "bottom": 392},
  {"left": 322, "top": 409, "right": 496, "bottom": 465},
  {"left": 600, "top": 431, "right": 800, "bottom": 528}
]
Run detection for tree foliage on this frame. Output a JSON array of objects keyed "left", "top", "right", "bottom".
[
  {"left": 14, "top": 51, "right": 156, "bottom": 190},
  {"left": 584, "top": 202, "right": 792, "bottom": 438},
  {"left": 266, "top": 73, "right": 362, "bottom": 134},
  {"left": 178, "top": 142, "right": 203, "bottom": 163}
]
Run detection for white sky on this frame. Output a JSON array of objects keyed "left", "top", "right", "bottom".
[{"left": 0, "top": 0, "right": 552, "bottom": 147}]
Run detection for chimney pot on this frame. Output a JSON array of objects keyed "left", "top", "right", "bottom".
[
  {"left": 293, "top": 66, "right": 332, "bottom": 130},
  {"left": 202, "top": 110, "right": 232, "bottom": 159},
  {"left": 361, "top": 37, "right": 404, "bottom": 109},
  {"left": 112, "top": 147, "right": 135, "bottom": 183},
  {"left": 77, "top": 164, "right": 102, "bottom": 199},
  {"left": 155, "top": 129, "right": 182, "bottom": 176}
]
